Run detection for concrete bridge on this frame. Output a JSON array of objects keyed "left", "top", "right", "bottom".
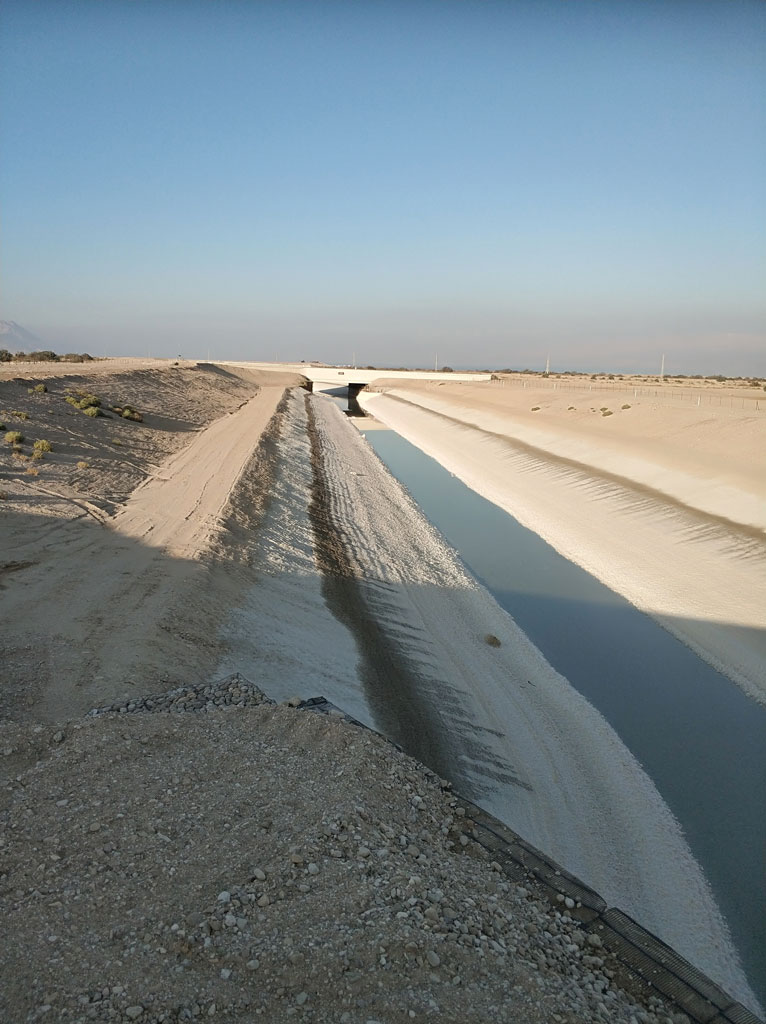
[{"left": 219, "top": 361, "right": 491, "bottom": 412}]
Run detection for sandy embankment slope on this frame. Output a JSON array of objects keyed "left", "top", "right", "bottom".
[
  {"left": 359, "top": 381, "right": 766, "bottom": 703},
  {"left": 0, "top": 363, "right": 302, "bottom": 719}
]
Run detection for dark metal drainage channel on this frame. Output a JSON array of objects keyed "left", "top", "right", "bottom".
[{"left": 297, "top": 694, "right": 763, "bottom": 1024}]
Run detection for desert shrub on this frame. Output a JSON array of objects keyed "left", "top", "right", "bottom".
[
  {"left": 5, "top": 430, "right": 24, "bottom": 444},
  {"left": 111, "top": 404, "right": 143, "bottom": 421},
  {"left": 84, "top": 405, "right": 102, "bottom": 417},
  {"left": 621, "top": 403, "right": 631, "bottom": 409},
  {"left": 568, "top": 406, "right": 576, "bottom": 410},
  {"left": 484, "top": 634, "right": 501, "bottom": 647},
  {"left": 59, "top": 352, "right": 93, "bottom": 362},
  {"left": 600, "top": 406, "right": 608, "bottom": 411},
  {"left": 76, "top": 460, "right": 89, "bottom": 469},
  {"left": 25, "top": 464, "right": 39, "bottom": 475},
  {"left": 602, "top": 409, "right": 613, "bottom": 417},
  {"left": 0, "top": 349, "right": 12, "bottom": 362},
  {"left": 32, "top": 383, "right": 47, "bottom": 393},
  {"left": 33, "top": 439, "right": 52, "bottom": 453},
  {"left": 31, "top": 449, "right": 45, "bottom": 460},
  {"left": 28, "top": 350, "right": 58, "bottom": 362},
  {"left": 66, "top": 391, "right": 101, "bottom": 410},
  {"left": 10, "top": 410, "right": 29, "bottom": 420},
  {"left": 531, "top": 406, "right": 540, "bottom": 411}
]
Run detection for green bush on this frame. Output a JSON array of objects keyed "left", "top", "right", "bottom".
[
  {"left": 65, "top": 391, "right": 103, "bottom": 413},
  {"left": 602, "top": 409, "right": 613, "bottom": 417},
  {"left": 66, "top": 391, "right": 101, "bottom": 410},
  {"left": 33, "top": 439, "right": 52, "bottom": 453},
  {"left": 621, "top": 403, "right": 631, "bottom": 410},
  {"left": 5, "top": 430, "right": 24, "bottom": 444},
  {"left": 10, "top": 410, "right": 29, "bottom": 420},
  {"left": 530, "top": 406, "right": 540, "bottom": 411},
  {"left": 32, "top": 383, "right": 47, "bottom": 393},
  {"left": 111, "top": 404, "right": 143, "bottom": 421}
]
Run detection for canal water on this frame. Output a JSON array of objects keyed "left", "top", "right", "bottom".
[{"left": 360, "top": 421, "right": 766, "bottom": 1010}]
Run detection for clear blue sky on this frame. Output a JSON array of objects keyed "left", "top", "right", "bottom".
[{"left": 1, "top": 0, "right": 764, "bottom": 373}]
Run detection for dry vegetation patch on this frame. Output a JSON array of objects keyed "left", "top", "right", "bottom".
[{"left": 0, "top": 365, "right": 259, "bottom": 514}]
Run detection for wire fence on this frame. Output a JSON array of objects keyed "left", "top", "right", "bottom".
[{"left": 489, "top": 376, "right": 765, "bottom": 411}]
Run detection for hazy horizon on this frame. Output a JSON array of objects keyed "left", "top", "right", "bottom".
[{"left": 1, "top": 1, "right": 764, "bottom": 376}]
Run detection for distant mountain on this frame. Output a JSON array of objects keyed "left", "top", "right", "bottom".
[{"left": 0, "top": 320, "right": 46, "bottom": 351}]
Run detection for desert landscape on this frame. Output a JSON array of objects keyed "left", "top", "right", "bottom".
[{"left": 1, "top": 360, "right": 763, "bottom": 1023}]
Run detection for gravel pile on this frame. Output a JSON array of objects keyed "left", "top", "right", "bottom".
[
  {"left": 0, "top": 695, "right": 688, "bottom": 1024},
  {"left": 88, "top": 675, "right": 272, "bottom": 717}
]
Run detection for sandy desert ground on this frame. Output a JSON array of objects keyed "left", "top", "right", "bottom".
[{"left": 1, "top": 361, "right": 762, "bottom": 1022}]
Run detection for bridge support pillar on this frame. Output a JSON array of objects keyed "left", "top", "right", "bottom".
[{"left": 347, "top": 382, "right": 366, "bottom": 415}]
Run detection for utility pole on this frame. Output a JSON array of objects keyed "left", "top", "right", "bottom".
[
  {"left": 660, "top": 353, "right": 665, "bottom": 380},
  {"left": 435, "top": 351, "right": 438, "bottom": 372},
  {"left": 545, "top": 353, "right": 550, "bottom": 375}
]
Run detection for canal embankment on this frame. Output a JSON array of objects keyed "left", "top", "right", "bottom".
[
  {"left": 358, "top": 386, "right": 766, "bottom": 705},
  {"left": 215, "top": 391, "right": 759, "bottom": 1012}
]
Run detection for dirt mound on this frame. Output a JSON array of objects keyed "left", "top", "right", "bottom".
[{"left": 0, "top": 700, "right": 681, "bottom": 1024}]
